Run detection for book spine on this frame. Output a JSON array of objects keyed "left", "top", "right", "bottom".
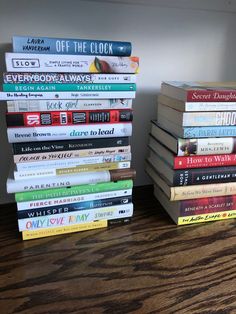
[
  {"left": 185, "top": 102, "right": 236, "bottom": 111},
  {"left": 7, "top": 123, "right": 132, "bottom": 143},
  {"left": 22, "top": 220, "right": 108, "bottom": 240},
  {"left": 17, "top": 195, "right": 132, "bottom": 219},
  {"left": 12, "top": 36, "right": 132, "bottom": 56},
  {"left": 170, "top": 182, "right": 236, "bottom": 201},
  {"left": 7, "top": 168, "right": 136, "bottom": 193},
  {"left": 174, "top": 154, "right": 236, "bottom": 169},
  {"left": 14, "top": 146, "right": 131, "bottom": 162},
  {"left": 187, "top": 90, "right": 236, "bottom": 102},
  {"left": 3, "top": 83, "right": 136, "bottom": 92},
  {"left": 3, "top": 73, "right": 136, "bottom": 84},
  {"left": 12, "top": 137, "right": 130, "bottom": 155},
  {"left": 17, "top": 189, "right": 132, "bottom": 210},
  {"left": 182, "top": 111, "right": 236, "bottom": 126},
  {"left": 177, "top": 137, "right": 236, "bottom": 156},
  {"left": 173, "top": 166, "right": 236, "bottom": 186},
  {"left": 22, "top": 217, "right": 132, "bottom": 240},
  {"left": 179, "top": 195, "right": 236, "bottom": 216},
  {"left": 6, "top": 110, "right": 133, "bottom": 127},
  {"left": 15, "top": 179, "right": 133, "bottom": 202},
  {"left": 7, "top": 99, "right": 133, "bottom": 112},
  {"left": 15, "top": 153, "right": 132, "bottom": 170},
  {"left": 182, "top": 126, "right": 236, "bottom": 138},
  {"left": 178, "top": 210, "right": 236, "bottom": 225},
  {"left": 0, "top": 91, "right": 136, "bottom": 100},
  {"left": 5, "top": 53, "right": 139, "bottom": 73},
  {"left": 14, "top": 161, "right": 131, "bottom": 179},
  {"left": 18, "top": 203, "right": 134, "bottom": 231}
]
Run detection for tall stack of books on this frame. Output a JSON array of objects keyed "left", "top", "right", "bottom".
[
  {"left": 146, "top": 81, "right": 236, "bottom": 225},
  {"left": 2, "top": 35, "right": 139, "bottom": 240}
]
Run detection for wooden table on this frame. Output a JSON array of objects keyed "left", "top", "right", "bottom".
[{"left": 0, "top": 185, "right": 236, "bottom": 313}]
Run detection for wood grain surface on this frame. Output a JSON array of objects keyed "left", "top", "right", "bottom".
[{"left": 0, "top": 185, "right": 236, "bottom": 314}]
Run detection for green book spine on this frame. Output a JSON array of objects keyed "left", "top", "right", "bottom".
[
  {"left": 3, "top": 83, "right": 136, "bottom": 92},
  {"left": 15, "top": 180, "right": 133, "bottom": 202}
]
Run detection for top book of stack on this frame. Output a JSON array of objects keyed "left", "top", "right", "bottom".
[{"left": 161, "top": 81, "right": 236, "bottom": 102}]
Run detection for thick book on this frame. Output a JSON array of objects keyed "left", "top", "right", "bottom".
[
  {"left": 18, "top": 203, "right": 134, "bottom": 231},
  {"left": 145, "top": 161, "right": 236, "bottom": 201},
  {"left": 161, "top": 81, "right": 236, "bottom": 102},
  {"left": 154, "top": 185, "right": 236, "bottom": 225},
  {"left": 7, "top": 98, "right": 133, "bottom": 112},
  {"left": 3, "top": 73, "right": 136, "bottom": 84},
  {"left": 158, "top": 94, "right": 236, "bottom": 112},
  {"left": 158, "top": 102, "right": 236, "bottom": 127},
  {"left": 0, "top": 91, "right": 136, "bottom": 100},
  {"left": 22, "top": 218, "right": 132, "bottom": 240},
  {"left": 14, "top": 161, "right": 131, "bottom": 180},
  {"left": 157, "top": 117, "right": 236, "bottom": 138},
  {"left": 7, "top": 123, "right": 132, "bottom": 143},
  {"left": 150, "top": 120, "right": 236, "bottom": 156},
  {"left": 17, "top": 188, "right": 132, "bottom": 210},
  {"left": 15, "top": 153, "right": 131, "bottom": 171},
  {"left": 12, "top": 137, "right": 130, "bottom": 155},
  {"left": 14, "top": 146, "right": 131, "bottom": 163},
  {"left": 7, "top": 168, "right": 136, "bottom": 193},
  {"left": 17, "top": 195, "right": 133, "bottom": 219},
  {"left": 148, "top": 135, "right": 236, "bottom": 169},
  {"left": 12, "top": 36, "right": 132, "bottom": 56},
  {"left": 15, "top": 179, "right": 133, "bottom": 202},
  {"left": 6, "top": 110, "right": 133, "bottom": 127},
  {"left": 148, "top": 149, "right": 236, "bottom": 186},
  {"left": 3, "top": 83, "right": 136, "bottom": 92},
  {"left": 5, "top": 53, "right": 139, "bottom": 73}
]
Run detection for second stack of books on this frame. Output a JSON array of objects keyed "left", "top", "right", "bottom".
[{"left": 146, "top": 81, "right": 236, "bottom": 225}]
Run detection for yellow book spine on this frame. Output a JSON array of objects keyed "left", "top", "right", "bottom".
[
  {"left": 22, "top": 220, "right": 108, "bottom": 240},
  {"left": 178, "top": 210, "right": 236, "bottom": 225}
]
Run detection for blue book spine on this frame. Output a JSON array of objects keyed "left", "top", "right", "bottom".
[
  {"left": 183, "top": 126, "right": 236, "bottom": 138},
  {"left": 17, "top": 195, "right": 132, "bottom": 219},
  {"left": 12, "top": 36, "right": 132, "bottom": 56}
]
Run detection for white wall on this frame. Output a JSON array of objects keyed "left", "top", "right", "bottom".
[{"left": 0, "top": 0, "right": 236, "bottom": 203}]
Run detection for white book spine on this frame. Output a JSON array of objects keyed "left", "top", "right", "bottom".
[
  {"left": 5, "top": 53, "right": 139, "bottom": 73},
  {"left": 18, "top": 203, "right": 134, "bottom": 231},
  {"left": 182, "top": 112, "right": 236, "bottom": 126},
  {"left": 186, "top": 102, "right": 236, "bottom": 111},
  {"left": 4, "top": 73, "right": 136, "bottom": 84},
  {"left": 7, "top": 99, "right": 133, "bottom": 112},
  {"left": 16, "top": 153, "right": 132, "bottom": 170},
  {"left": 14, "top": 146, "right": 131, "bottom": 163},
  {"left": 7, "top": 123, "right": 132, "bottom": 143},
  {"left": 0, "top": 91, "right": 136, "bottom": 100},
  {"left": 14, "top": 161, "right": 131, "bottom": 180},
  {"left": 17, "top": 189, "right": 132, "bottom": 210},
  {"left": 7, "top": 170, "right": 112, "bottom": 193}
]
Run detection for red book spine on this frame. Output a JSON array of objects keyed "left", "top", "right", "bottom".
[
  {"left": 187, "top": 90, "right": 236, "bottom": 102},
  {"left": 6, "top": 110, "right": 133, "bottom": 127},
  {"left": 174, "top": 154, "right": 236, "bottom": 169}
]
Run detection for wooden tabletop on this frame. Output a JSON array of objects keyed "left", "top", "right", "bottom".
[{"left": 0, "top": 185, "right": 236, "bottom": 314}]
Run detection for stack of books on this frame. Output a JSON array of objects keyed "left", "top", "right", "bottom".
[
  {"left": 3, "top": 35, "right": 139, "bottom": 240},
  {"left": 146, "top": 81, "right": 236, "bottom": 225}
]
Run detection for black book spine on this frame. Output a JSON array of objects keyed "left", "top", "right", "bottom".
[
  {"left": 12, "top": 137, "right": 130, "bottom": 154},
  {"left": 173, "top": 166, "right": 236, "bottom": 186}
]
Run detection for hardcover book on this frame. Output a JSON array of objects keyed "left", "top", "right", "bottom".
[
  {"left": 5, "top": 53, "right": 139, "bottom": 73},
  {"left": 161, "top": 81, "right": 236, "bottom": 102},
  {"left": 12, "top": 35, "right": 132, "bottom": 56}
]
